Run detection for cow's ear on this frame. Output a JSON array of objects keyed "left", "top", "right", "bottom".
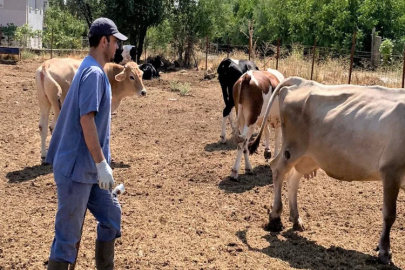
[{"left": 115, "top": 70, "right": 126, "bottom": 82}]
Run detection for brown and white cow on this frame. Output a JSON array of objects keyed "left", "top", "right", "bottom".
[
  {"left": 35, "top": 58, "right": 146, "bottom": 163},
  {"left": 249, "top": 76, "right": 405, "bottom": 264},
  {"left": 230, "top": 68, "right": 284, "bottom": 180}
]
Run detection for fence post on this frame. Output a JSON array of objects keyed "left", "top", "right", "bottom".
[
  {"left": 50, "top": 28, "right": 54, "bottom": 59},
  {"left": 205, "top": 36, "right": 209, "bottom": 70},
  {"left": 276, "top": 38, "right": 280, "bottom": 70},
  {"left": 402, "top": 45, "right": 405, "bottom": 88},
  {"left": 348, "top": 31, "right": 356, "bottom": 84},
  {"left": 310, "top": 39, "right": 317, "bottom": 80},
  {"left": 227, "top": 37, "right": 230, "bottom": 58}
]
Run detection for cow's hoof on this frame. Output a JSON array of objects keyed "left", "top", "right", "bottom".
[
  {"left": 292, "top": 219, "right": 305, "bottom": 231},
  {"left": 220, "top": 136, "right": 226, "bottom": 144},
  {"left": 264, "top": 150, "right": 272, "bottom": 160},
  {"left": 245, "top": 168, "right": 253, "bottom": 175},
  {"left": 236, "top": 136, "right": 245, "bottom": 144},
  {"left": 230, "top": 169, "right": 238, "bottom": 180},
  {"left": 265, "top": 217, "right": 283, "bottom": 232},
  {"left": 378, "top": 249, "right": 392, "bottom": 265},
  {"left": 41, "top": 157, "right": 49, "bottom": 165}
]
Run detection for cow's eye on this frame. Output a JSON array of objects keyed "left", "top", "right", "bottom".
[{"left": 130, "top": 75, "right": 135, "bottom": 80}]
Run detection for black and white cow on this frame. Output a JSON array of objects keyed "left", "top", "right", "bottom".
[
  {"left": 114, "top": 45, "right": 137, "bottom": 65},
  {"left": 138, "top": 63, "right": 159, "bottom": 80},
  {"left": 146, "top": 55, "right": 164, "bottom": 72},
  {"left": 217, "top": 58, "right": 259, "bottom": 143}
]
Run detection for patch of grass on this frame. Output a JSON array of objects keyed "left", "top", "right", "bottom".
[
  {"left": 21, "top": 50, "right": 37, "bottom": 59},
  {"left": 170, "top": 81, "right": 190, "bottom": 96}
]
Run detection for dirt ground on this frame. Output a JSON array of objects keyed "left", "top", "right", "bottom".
[{"left": 1, "top": 59, "right": 405, "bottom": 270}]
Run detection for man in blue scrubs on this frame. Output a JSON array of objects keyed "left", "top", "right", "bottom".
[{"left": 46, "top": 18, "right": 127, "bottom": 270}]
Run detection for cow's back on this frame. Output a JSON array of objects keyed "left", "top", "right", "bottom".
[
  {"left": 45, "top": 59, "right": 81, "bottom": 89},
  {"left": 279, "top": 84, "right": 405, "bottom": 181}
]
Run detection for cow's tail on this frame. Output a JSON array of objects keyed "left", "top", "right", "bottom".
[
  {"left": 42, "top": 62, "right": 62, "bottom": 109},
  {"left": 232, "top": 74, "right": 251, "bottom": 141},
  {"left": 248, "top": 76, "right": 299, "bottom": 154},
  {"left": 35, "top": 65, "right": 47, "bottom": 108}
]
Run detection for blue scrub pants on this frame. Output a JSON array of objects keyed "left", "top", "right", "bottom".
[{"left": 49, "top": 171, "right": 121, "bottom": 263}]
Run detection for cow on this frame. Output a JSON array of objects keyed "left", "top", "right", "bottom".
[
  {"left": 217, "top": 58, "right": 259, "bottom": 143},
  {"left": 114, "top": 45, "right": 137, "bottom": 64},
  {"left": 248, "top": 76, "right": 405, "bottom": 264},
  {"left": 146, "top": 55, "right": 164, "bottom": 72},
  {"left": 35, "top": 58, "right": 146, "bottom": 163},
  {"left": 230, "top": 68, "right": 284, "bottom": 180},
  {"left": 138, "top": 63, "right": 159, "bottom": 80}
]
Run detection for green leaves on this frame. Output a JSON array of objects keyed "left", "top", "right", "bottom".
[
  {"left": 43, "top": 7, "right": 86, "bottom": 49},
  {"left": 380, "top": 38, "right": 394, "bottom": 64}
]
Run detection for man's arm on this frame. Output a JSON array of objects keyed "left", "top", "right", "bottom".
[
  {"left": 80, "top": 111, "right": 104, "bottom": 163},
  {"left": 80, "top": 111, "right": 114, "bottom": 190}
]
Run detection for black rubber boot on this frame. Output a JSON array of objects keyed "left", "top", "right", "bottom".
[
  {"left": 47, "top": 259, "right": 69, "bottom": 270},
  {"left": 95, "top": 239, "right": 115, "bottom": 270}
]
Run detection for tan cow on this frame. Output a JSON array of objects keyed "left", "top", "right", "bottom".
[
  {"left": 230, "top": 68, "right": 284, "bottom": 180},
  {"left": 249, "top": 76, "right": 405, "bottom": 264},
  {"left": 35, "top": 58, "right": 146, "bottom": 163}
]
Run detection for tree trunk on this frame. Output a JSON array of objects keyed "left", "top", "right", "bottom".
[
  {"left": 184, "top": 34, "right": 194, "bottom": 68},
  {"left": 137, "top": 26, "right": 147, "bottom": 62}
]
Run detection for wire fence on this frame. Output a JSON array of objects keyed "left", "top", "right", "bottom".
[
  {"left": 1, "top": 34, "right": 404, "bottom": 88},
  {"left": 189, "top": 38, "right": 405, "bottom": 88}
]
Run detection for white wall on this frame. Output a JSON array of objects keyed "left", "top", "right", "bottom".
[
  {"left": 0, "top": 0, "right": 45, "bottom": 48},
  {"left": 0, "top": 0, "right": 27, "bottom": 27}
]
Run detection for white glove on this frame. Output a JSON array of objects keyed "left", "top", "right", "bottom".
[{"left": 96, "top": 159, "right": 115, "bottom": 190}]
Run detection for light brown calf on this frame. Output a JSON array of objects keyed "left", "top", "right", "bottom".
[
  {"left": 230, "top": 69, "right": 284, "bottom": 180},
  {"left": 35, "top": 58, "right": 146, "bottom": 163},
  {"left": 249, "top": 76, "right": 405, "bottom": 264}
]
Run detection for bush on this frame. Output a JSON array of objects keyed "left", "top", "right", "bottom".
[
  {"left": 379, "top": 39, "right": 394, "bottom": 65},
  {"left": 170, "top": 81, "right": 190, "bottom": 96}
]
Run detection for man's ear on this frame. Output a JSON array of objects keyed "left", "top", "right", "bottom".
[{"left": 101, "top": 36, "right": 108, "bottom": 48}]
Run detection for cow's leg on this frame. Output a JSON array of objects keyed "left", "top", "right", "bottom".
[
  {"left": 264, "top": 124, "right": 271, "bottom": 160},
  {"left": 220, "top": 114, "right": 228, "bottom": 144},
  {"left": 230, "top": 142, "right": 244, "bottom": 180},
  {"left": 287, "top": 168, "right": 304, "bottom": 231},
  {"left": 49, "top": 105, "right": 61, "bottom": 135},
  {"left": 228, "top": 108, "right": 235, "bottom": 131},
  {"left": 377, "top": 174, "right": 400, "bottom": 264},
  {"left": 44, "top": 80, "right": 62, "bottom": 135},
  {"left": 220, "top": 83, "right": 233, "bottom": 144},
  {"left": 266, "top": 165, "right": 285, "bottom": 232},
  {"left": 38, "top": 101, "right": 51, "bottom": 163},
  {"left": 267, "top": 146, "right": 300, "bottom": 232},
  {"left": 273, "top": 127, "right": 282, "bottom": 157},
  {"left": 36, "top": 71, "right": 51, "bottom": 164},
  {"left": 243, "top": 125, "right": 255, "bottom": 173}
]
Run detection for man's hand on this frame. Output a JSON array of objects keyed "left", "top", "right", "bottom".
[{"left": 96, "top": 159, "right": 115, "bottom": 190}]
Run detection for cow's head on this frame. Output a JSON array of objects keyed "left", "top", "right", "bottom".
[
  {"left": 147, "top": 56, "right": 164, "bottom": 70},
  {"left": 113, "top": 48, "right": 124, "bottom": 64},
  {"left": 114, "top": 61, "right": 147, "bottom": 97},
  {"left": 129, "top": 46, "right": 137, "bottom": 62}
]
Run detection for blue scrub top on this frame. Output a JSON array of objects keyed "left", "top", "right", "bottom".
[{"left": 46, "top": 55, "right": 112, "bottom": 183}]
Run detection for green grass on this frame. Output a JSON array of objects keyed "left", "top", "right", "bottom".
[{"left": 170, "top": 81, "right": 190, "bottom": 96}]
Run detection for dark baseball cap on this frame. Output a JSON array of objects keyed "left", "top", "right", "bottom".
[{"left": 88, "top": 17, "right": 128, "bottom": 41}]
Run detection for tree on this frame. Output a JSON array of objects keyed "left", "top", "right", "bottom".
[
  {"left": 103, "top": 0, "right": 170, "bottom": 61},
  {"left": 0, "top": 23, "right": 17, "bottom": 46},
  {"left": 43, "top": 7, "right": 86, "bottom": 49},
  {"left": 14, "top": 24, "right": 37, "bottom": 47}
]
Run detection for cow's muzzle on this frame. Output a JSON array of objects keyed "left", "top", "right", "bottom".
[{"left": 141, "top": 89, "right": 147, "bottom": 96}]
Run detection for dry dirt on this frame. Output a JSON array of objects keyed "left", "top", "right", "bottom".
[{"left": 1, "top": 59, "right": 405, "bottom": 270}]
